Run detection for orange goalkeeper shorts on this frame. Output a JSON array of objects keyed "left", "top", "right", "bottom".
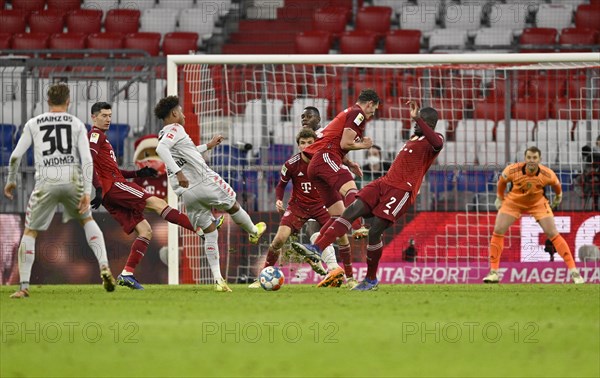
[{"left": 499, "top": 198, "right": 554, "bottom": 221}]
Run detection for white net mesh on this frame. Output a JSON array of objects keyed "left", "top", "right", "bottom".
[{"left": 171, "top": 56, "right": 600, "bottom": 284}]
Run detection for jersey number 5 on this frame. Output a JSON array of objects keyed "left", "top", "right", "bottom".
[{"left": 40, "top": 124, "right": 72, "bottom": 156}]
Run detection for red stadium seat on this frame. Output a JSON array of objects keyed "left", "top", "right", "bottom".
[
  {"left": 312, "top": 8, "right": 348, "bottom": 39},
  {"left": 29, "top": 10, "right": 66, "bottom": 34},
  {"left": 11, "top": 32, "right": 49, "bottom": 50},
  {"left": 0, "top": 33, "right": 12, "bottom": 49},
  {"left": 124, "top": 32, "right": 161, "bottom": 56},
  {"left": 47, "top": 0, "right": 81, "bottom": 11},
  {"left": 0, "top": 10, "right": 28, "bottom": 34},
  {"left": 48, "top": 32, "right": 87, "bottom": 58},
  {"left": 162, "top": 32, "right": 199, "bottom": 55},
  {"left": 559, "top": 28, "right": 598, "bottom": 52},
  {"left": 384, "top": 30, "right": 421, "bottom": 54},
  {"left": 105, "top": 9, "right": 141, "bottom": 34},
  {"left": 66, "top": 9, "right": 102, "bottom": 34},
  {"left": 576, "top": 5, "right": 600, "bottom": 31},
  {"left": 519, "top": 28, "right": 558, "bottom": 53},
  {"left": 86, "top": 32, "right": 124, "bottom": 56},
  {"left": 553, "top": 98, "right": 600, "bottom": 121},
  {"left": 513, "top": 99, "right": 550, "bottom": 122},
  {"left": 339, "top": 30, "right": 376, "bottom": 54},
  {"left": 528, "top": 74, "right": 566, "bottom": 99},
  {"left": 430, "top": 98, "right": 464, "bottom": 122},
  {"left": 566, "top": 74, "right": 600, "bottom": 99},
  {"left": 11, "top": 0, "right": 45, "bottom": 12},
  {"left": 473, "top": 100, "right": 506, "bottom": 123},
  {"left": 355, "top": 6, "right": 392, "bottom": 39},
  {"left": 294, "top": 30, "right": 331, "bottom": 54}
]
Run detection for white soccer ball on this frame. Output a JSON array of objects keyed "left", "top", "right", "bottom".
[{"left": 259, "top": 266, "right": 285, "bottom": 291}]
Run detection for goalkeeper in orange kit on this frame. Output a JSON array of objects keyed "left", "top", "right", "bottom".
[{"left": 483, "top": 146, "right": 585, "bottom": 284}]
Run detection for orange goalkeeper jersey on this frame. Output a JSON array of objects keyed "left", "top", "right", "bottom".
[{"left": 498, "top": 163, "right": 561, "bottom": 205}]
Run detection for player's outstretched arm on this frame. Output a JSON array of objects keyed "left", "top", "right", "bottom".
[
  {"left": 6, "top": 123, "right": 33, "bottom": 191},
  {"left": 407, "top": 101, "right": 443, "bottom": 151}
]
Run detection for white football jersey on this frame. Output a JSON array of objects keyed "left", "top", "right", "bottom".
[
  {"left": 156, "top": 123, "right": 220, "bottom": 196},
  {"left": 7, "top": 112, "right": 93, "bottom": 194}
]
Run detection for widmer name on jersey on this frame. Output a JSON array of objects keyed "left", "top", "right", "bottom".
[{"left": 43, "top": 155, "right": 75, "bottom": 166}]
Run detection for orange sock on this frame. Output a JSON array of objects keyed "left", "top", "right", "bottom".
[
  {"left": 550, "top": 234, "right": 576, "bottom": 269},
  {"left": 489, "top": 232, "right": 504, "bottom": 270}
]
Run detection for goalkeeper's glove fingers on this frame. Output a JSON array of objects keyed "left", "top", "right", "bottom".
[
  {"left": 136, "top": 167, "right": 158, "bottom": 178},
  {"left": 494, "top": 197, "right": 503, "bottom": 210},
  {"left": 91, "top": 187, "right": 103, "bottom": 210},
  {"left": 551, "top": 194, "right": 563, "bottom": 209}
]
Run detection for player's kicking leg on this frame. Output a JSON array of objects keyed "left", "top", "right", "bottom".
[
  {"left": 351, "top": 217, "right": 392, "bottom": 291},
  {"left": 117, "top": 220, "right": 152, "bottom": 290},
  {"left": 225, "top": 202, "right": 266, "bottom": 244}
]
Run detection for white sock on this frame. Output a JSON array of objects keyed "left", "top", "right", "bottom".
[
  {"left": 84, "top": 221, "right": 109, "bottom": 268},
  {"left": 204, "top": 230, "right": 223, "bottom": 281},
  {"left": 311, "top": 233, "right": 339, "bottom": 270},
  {"left": 230, "top": 207, "right": 257, "bottom": 235},
  {"left": 18, "top": 235, "right": 36, "bottom": 290}
]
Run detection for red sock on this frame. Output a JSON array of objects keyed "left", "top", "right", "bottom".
[
  {"left": 338, "top": 243, "right": 353, "bottom": 278},
  {"left": 161, "top": 206, "right": 194, "bottom": 231},
  {"left": 315, "top": 217, "right": 336, "bottom": 245},
  {"left": 366, "top": 241, "right": 383, "bottom": 280},
  {"left": 344, "top": 188, "right": 362, "bottom": 230},
  {"left": 263, "top": 246, "right": 280, "bottom": 268},
  {"left": 316, "top": 218, "right": 352, "bottom": 251},
  {"left": 124, "top": 236, "right": 150, "bottom": 273}
]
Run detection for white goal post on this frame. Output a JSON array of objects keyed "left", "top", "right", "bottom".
[{"left": 166, "top": 53, "right": 600, "bottom": 285}]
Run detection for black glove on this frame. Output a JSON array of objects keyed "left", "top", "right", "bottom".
[
  {"left": 136, "top": 167, "right": 158, "bottom": 178},
  {"left": 91, "top": 187, "right": 103, "bottom": 210}
]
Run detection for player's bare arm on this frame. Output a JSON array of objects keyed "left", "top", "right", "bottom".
[
  {"left": 176, "top": 171, "right": 189, "bottom": 188},
  {"left": 4, "top": 182, "right": 16, "bottom": 200},
  {"left": 343, "top": 156, "right": 363, "bottom": 178},
  {"left": 340, "top": 129, "right": 373, "bottom": 151},
  {"left": 206, "top": 135, "right": 224, "bottom": 150}
]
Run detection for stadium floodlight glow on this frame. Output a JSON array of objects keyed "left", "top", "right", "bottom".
[{"left": 166, "top": 53, "right": 600, "bottom": 285}]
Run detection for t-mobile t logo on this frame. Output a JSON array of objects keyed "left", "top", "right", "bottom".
[{"left": 301, "top": 182, "right": 311, "bottom": 193}]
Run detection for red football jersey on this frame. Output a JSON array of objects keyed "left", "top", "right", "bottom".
[
  {"left": 279, "top": 153, "right": 324, "bottom": 210},
  {"left": 89, "top": 127, "right": 126, "bottom": 194},
  {"left": 134, "top": 175, "right": 168, "bottom": 199},
  {"left": 303, "top": 104, "right": 367, "bottom": 160},
  {"left": 383, "top": 133, "right": 444, "bottom": 196}
]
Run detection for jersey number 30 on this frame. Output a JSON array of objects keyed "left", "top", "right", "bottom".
[{"left": 40, "top": 124, "right": 72, "bottom": 156}]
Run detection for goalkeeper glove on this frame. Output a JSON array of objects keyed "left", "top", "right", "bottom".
[
  {"left": 551, "top": 194, "right": 563, "bottom": 209},
  {"left": 494, "top": 197, "right": 503, "bottom": 210},
  {"left": 136, "top": 167, "right": 158, "bottom": 178},
  {"left": 91, "top": 187, "right": 103, "bottom": 210}
]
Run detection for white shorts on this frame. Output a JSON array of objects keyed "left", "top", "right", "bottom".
[
  {"left": 181, "top": 175, "right": 237, "bottom": 230},
  {"left": 25, "top": 180, "right": 91, "bottom": 231}
]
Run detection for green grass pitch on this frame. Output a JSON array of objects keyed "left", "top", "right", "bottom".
[{"left": 1, "top": 284, "right": 598, "bottom": 378}]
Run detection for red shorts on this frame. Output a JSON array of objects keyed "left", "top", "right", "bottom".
[
  {"left": 280, "top": 202, "right": 330, "bottom": 234},
  {"left": 356, "top": 178, "right": 413, "bottom": 223},
  {"left": 103, "top": 181, "right": 152, "bottom": 234},
  {"left": 307, "top": 151, "right": 354, "bottom": 207}
]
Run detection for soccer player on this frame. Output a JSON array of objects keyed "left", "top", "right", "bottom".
[
  {"left": 293, "top": 101, "right": 444, "bottom": 291},
  {"left": 301, "top": 106, "right": 321, "bottom": 132},
  {"left": 153, "top": 95, "right": 267, "bottom": 292},
  {"left": 301, "top": 89, "right": 380, "bottom": 287},
  {"left": 249, "top": 129, "right": 358, "bottom": 288},
  {"left": 89, "top": 102, "right": 198, "bottom": 290},
  {"left": 4, "top": 83, "right": 115, "bottom": 298},
  {"left": 483, "top": 147, "right": 585, "bottom": 284}
]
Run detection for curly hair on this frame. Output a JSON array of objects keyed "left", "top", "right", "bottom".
[{"left": 154, "top": 96, "right": 180, "bottom": 120}]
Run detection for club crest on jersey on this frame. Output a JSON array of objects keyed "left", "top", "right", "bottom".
[
  {"left": 353, "top": 113, "right": 364, "bottom": 126},
  {"left": 90, "top": 132, "right": 99, "bottom": 143}
]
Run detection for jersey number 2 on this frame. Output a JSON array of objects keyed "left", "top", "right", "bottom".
[{"left": 40, "top": 124, "right": 72, "bottom": 156}]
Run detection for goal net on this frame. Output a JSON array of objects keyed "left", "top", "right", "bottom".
[{"left": 166, "top": 53, "right": 600, "bottom": 285}]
